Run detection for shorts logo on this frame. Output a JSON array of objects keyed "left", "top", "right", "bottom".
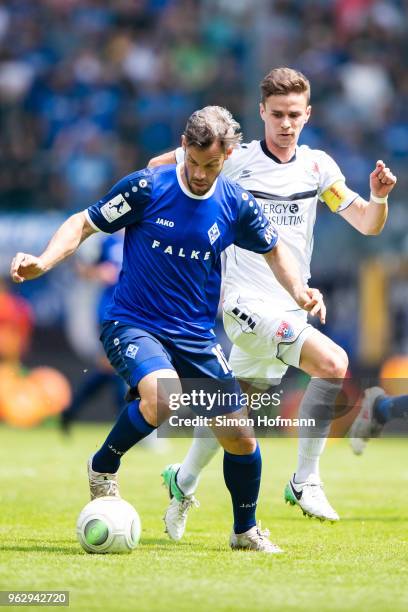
[
  {"left": 101, "top": 194, "right": 131, "bottom": 223},
  {"left": 125, "top": 344, "right": 139, "bottom": 359},
  {"left": 276, "top": 321, "right": 295, "bottom": 340},
  {"left": 208, "top": 222, "right": 220, "bottom": 245}
]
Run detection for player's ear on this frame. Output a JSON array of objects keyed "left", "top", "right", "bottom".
[
  {"left": 304, "top": 105, "right": 312, "bottom": 124},
  {"left": 225, "top": 145, "right": 234, "bottom": 159},
  {"left": 181, "top": 134, "right": 187, "bottom": 150},
  {"left": 259, "top": 102, "right": 266, "bottom": 122}
]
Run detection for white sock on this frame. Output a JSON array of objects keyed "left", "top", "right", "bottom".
[
  {"left": 176, "top": 425, "right": 220, "bottom": 495},
  {"left": 295, "top": 378, "right": 342, "bottom": 483}
]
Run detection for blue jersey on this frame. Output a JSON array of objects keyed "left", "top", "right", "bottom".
[{"left": 86, "top": 164, "right": 278, "bottom": 340}]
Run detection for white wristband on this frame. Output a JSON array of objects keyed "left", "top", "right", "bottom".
[{"left": 370, "top": 192, "right": 388, "bottom": 204}]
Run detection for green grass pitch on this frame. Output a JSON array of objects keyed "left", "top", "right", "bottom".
[{"left": 0, "top": 425, "right": 407, "bottom": 611}]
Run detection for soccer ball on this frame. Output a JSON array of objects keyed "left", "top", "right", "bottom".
[{"left": 76, "top": 496, "right": 141, "bottom": 554}]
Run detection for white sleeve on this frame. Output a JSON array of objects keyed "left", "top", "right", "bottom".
[{"left": 316, "top": 151, "right": 345, "bottom": 194}]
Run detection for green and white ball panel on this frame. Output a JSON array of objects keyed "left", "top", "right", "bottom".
[{"left": 76, "top": 496, "right": 141, "bottom": 554}]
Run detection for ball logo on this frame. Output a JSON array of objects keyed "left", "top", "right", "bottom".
[{"left": 276, "top": 321, "right": 295, "bottom": 340}]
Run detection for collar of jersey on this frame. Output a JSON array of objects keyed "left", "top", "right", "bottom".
[
  {"left": 260, "top": 140, "right": 297, "bottom": 164},
  {"left": 176, "top": 163, "right": 219, "bottom": 200}
]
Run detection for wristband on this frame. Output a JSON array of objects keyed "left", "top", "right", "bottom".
[{"left": 370, "top": 192, "right": 388, "bottom": 204}]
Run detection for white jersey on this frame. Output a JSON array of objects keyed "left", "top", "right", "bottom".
[{"left": 176, "top": 141, "right": 357, "bottom": 309}]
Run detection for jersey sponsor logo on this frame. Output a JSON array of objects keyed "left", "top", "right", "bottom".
[
  {"left": 152, "top": 239, "right": 211, "bottom": 261},
  {"left": 260, "top": 201, "right": 305, "bottom": 227},
  {"left": 276, "top": 320, "right": 295, "bottom": 340},
  {"left": 156, "top": 217, "right": 175, "bottom": 227},
  {"left": 208, "top": 222, "right": 220, "bottom": 245},
  {"left": 125, "top": 343, "right": 139, "bottom": 359},
  {"left": 100, "top": 194, "right": 131, "bottom": 223}
]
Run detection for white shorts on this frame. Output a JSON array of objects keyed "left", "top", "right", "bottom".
[{"left": 222, "top": 294, "right": 315, "bottom": 386}]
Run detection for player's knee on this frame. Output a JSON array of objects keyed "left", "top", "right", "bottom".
[
  {"left": 222, "top": 437, "right": 257, "bottom": 455},
  {"left": 139, "top": 393, "right": 171, "bottom": 426},
  {"left": 318, "top": 347, "right": 348, "bottom": 379}
]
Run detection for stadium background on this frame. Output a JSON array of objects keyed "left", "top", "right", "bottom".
[{"left": 0, "top": 0, "right": 407, "bottom": 424}]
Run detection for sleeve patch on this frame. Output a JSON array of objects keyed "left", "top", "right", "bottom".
[{"left": 100, "top": 194, "right": 131, "bottom": 223}]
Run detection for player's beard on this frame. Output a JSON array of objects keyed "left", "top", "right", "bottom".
[{"left": 184, "top": 165, "right": 216, "bottom": 196}]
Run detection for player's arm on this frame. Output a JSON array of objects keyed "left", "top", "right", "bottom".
[
  {"left": 148, "top": 151, "right": 177, "bottom": 168},
  {"left": 263, "top": 241, "right": 326, "bottom": 324},
  {"left": 10, "top": 212, "right": 96, "bottom": 283},
  {"left": 322, "top": 160, "right": 397, "bottom": 235}
]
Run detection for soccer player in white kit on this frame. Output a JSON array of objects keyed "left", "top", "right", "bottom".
[{"left": 149, "top": 67, "right": 397, "bottom": 539}]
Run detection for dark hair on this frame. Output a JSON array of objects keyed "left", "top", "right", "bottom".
[
  {"left": 183, "top": 106, "right": 242, "bottom": 150},
  {"left": 260, "top": 67, "right": 311, "bottom": 103}
]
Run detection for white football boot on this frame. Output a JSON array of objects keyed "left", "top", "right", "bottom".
[
  {"left": 230, "top": 524, "right": 283, "bottom": 553},
  {"left": 87, "top": 456, "right": 120, "bottom": 500},
  {"left": 161, "top": 463, "right": 199, "bottom": 541},
  {"left": 284, "top": 473, "right": 339, "bottom": 522},
  {"left": 349, "top": 386, "right": 385, "bottom": 455}
]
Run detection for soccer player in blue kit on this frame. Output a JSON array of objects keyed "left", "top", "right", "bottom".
[{"left": 10, "top": 106, "right": 325, "bottom": 553}]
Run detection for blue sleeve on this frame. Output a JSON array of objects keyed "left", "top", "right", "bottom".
[
  {"left": 234, "top": 186, "right": 278, "bottom": 253},
  {"left": 86, "top": 169, "right": 153, "bottom": 234}
]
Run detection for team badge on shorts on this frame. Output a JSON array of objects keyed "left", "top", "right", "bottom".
[
  {"left": 125, "top": 344, "right": 139, "bottom": 359},
  {"left": 276, "top": 321, "right": 295, "bottom": 341}
]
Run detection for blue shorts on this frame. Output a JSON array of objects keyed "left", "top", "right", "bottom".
[{"left": 100, "top": 320, "right": 242, "bottom": 416}]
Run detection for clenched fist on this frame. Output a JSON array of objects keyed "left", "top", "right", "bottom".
[{"left": 10, "top": 253, "right": 47, "bottom": 283}]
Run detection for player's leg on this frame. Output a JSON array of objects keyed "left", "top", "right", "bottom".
[
  {"left": 89, "top": 368, "right": 178, "bottom": 499},
  {"left": 163, "top": 336, "right": 281, "bottom": 552},
  {"left": 161, "top": 347, "right": 272, "bottom": 540},
  {"left": 211, "top": 413, "right": 282, "bottom": 553},
  {"left": 173, "top": 350, "right": 274, "bottom": 499},
  {"left": 88, "top": 321, "right": 179, "bottom": 499},
  {"left": 224, "top": 296, "right": 346, "bottom": 521},
  {"left": 350, "top": 389, "right": 408, "bottom": 454},
  {"left": 283, "top": 329, "right": 348, "bottom": 521}
]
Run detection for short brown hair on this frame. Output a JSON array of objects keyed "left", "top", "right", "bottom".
[
  {"left": 260, "top": 67, "right": 311, "bottom": 103},
  {"left": 183, "top": 106, "right": 242, "bottom": 150}
]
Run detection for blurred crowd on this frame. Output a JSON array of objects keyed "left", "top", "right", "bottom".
[{"left": 0, "top": 0, "right": 407, "bottom": 214}]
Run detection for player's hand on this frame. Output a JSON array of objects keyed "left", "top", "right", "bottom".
[
  {"left": 296, "top": 287, "right": 326, "bottom": 324},
  {"left": 10, "top": 252, "right": 47, "bottom": 283},
  {"left": 370, "top": 160, "right": 397, "bottom": 198}
]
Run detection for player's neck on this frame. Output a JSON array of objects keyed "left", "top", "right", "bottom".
[{"left": 263, "top": 137, "right": 297, "bottom": 163}]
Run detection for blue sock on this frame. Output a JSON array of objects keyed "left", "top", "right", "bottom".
[
  {"left": 374, "top": 395, "right": 408, "bottom": 424},
  {"left": 223, "top": 444, "right": 262, "bottom": 534},
  {"left": 92, "top": 400, "right": 156, "bottom": 473}
]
